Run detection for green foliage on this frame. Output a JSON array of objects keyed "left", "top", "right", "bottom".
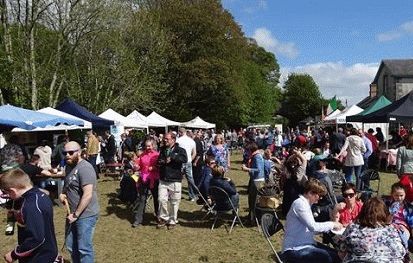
[
  {"left": 279, "top": 73, "right": 324, "bottom": 126},
  {"left": 0, "top": 0, "right": 281, "bottom": 128}
]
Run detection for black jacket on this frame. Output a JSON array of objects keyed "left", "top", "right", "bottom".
[
  {"left": 12, "top": 188, "right": 58, "bottom": 263},
  {"left": 210, "top": 177, "right": 237, "bottom": 196},
  {"left": 158, "top": 143, "right": 188, "bottom": 182}
]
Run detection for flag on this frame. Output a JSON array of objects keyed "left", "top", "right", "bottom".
[{"left": 326, "top": 96, "right": 337, "bottom": 115}]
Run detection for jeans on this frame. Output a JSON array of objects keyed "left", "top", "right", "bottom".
[
  {"left": 247, "top": 178, "right": 258, "bottom": 222},
  {"left": 66, "top": 215, "right": 98, "bottom": 263},
  {"left": 282, "top": 242, "right": 341, "bottom": 263},
  {"left": 344, "top": 165, "right": 362, "bottom": 185},
  {"left": 230, "top": 193, "right": 239, "bottom": 209},
  {"left": 87, "top": 155, "right": 98, "bottom": 178},
  {"left": 183, "top": 162, "right": 196, "bottom": 199},
  {"left": 158, "top": 180, "right": 181, "bottom": 225}
]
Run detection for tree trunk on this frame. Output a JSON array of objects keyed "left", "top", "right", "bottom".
[
  {"left": 52, "top": 79, "right": 64, "bottom": 107},
  {"left": 30, "top": 26, "right": 37, "bottom": 109},
  {"left": 0, "top": 0, "right": 12, "bottom": 104}
]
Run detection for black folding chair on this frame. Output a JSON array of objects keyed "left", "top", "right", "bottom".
[
  {"left": 209, "top": 186, "right": 243, "bottom": 233},
  {"left": 260, "top": 212, "right": 284, "bottom": 263},
  {"left": 360, "top": 169, "right": 380, "bottom": 195}
]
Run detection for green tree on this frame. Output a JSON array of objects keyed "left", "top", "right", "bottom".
[{"left": 279, "top": 73, "right": 324, "bottom": 126}]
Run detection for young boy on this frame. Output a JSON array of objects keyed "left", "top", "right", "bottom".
[{"left": 0, "top": 168, "right": 58, "bottom": 263}]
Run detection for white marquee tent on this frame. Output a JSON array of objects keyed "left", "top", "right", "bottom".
[
  {"left": 146, "top": 111, "right": 181, "bottom": 127},
  {"left": 12, "top": 107, "right": 92, "bottom": 132},
  {"left": 181, "top": 116, "right": 215, "bottom": 129},
  {"left": 323, "top": 105, "right": 363, "bottom": 124},
  {"left": 323, "top": 109, "right": 342, "bottom": 122},
  {"left": 99, "top": 109, "right": 147, "bottom": 129},
  {"left": 334, "top": 105, "right": 363, "bottom": 124},
  {"left": 127, "top": 110, "right": 148, "bottom": 126}
]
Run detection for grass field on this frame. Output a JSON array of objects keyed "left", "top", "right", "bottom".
[{"left": 1, "top": 152, "right": 399, "bottom": 263}]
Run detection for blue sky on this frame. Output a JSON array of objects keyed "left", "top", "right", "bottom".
[{"left": 222, "top": 0, "right": 413, "bottom": 105}]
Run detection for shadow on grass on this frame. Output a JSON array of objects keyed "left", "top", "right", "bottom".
[{"left": 103, "top": 192, "right": 132, "bottom": 222}]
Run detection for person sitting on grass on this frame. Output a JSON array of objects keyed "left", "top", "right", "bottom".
[{"left": 209, "top": 165, "right": 239, "bottom": 209}]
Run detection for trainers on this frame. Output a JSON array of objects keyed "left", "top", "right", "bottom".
[
  {"left": 156, "top": 219, "right": 167, "bottom": 229},
  {"left": 167, "top": 224, "right": 176, "bottom": 230},
  {"left": 131, "top": 222, "right": 140, "bottom": 228}
]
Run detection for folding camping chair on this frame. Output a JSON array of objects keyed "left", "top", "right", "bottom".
[
  {"left": 209, "top": 186, "right": 243, "bottom": 233},
  {"left": 188, "top": 179, "right": 215, "bottom": 220},
  {"left": 260, "top": 212, "right": 284, "bottom": 263},
  {"left": 359, "top": 169, "right": 381, "bottom": 195}
]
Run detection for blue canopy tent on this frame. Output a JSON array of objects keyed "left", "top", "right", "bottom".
[
  {"left": 0, "top": 104, "right": 84, "bottom": 131},
  {"left": 56, "top": 98, "right": 114, "bottom": 128}
]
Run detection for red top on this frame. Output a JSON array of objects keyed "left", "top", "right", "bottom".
[
  {"left": 338, "top": 200, "right": 363, "bottom": 226},
  {"left": 399, "top": 127, "right": 408, "bottom": 138},
  {"left": 400, "top": 175, "right": 413, "bottom": 202},
  {"left": 365, "top": 133, "right": 378, "bottom": 153}
]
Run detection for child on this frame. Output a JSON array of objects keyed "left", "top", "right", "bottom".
[
  {"left": 0, "top": 168, "right": 58, "bottom": 262},
  {"left": 389, "top": 182, "right": 413, "bottom": 250}
]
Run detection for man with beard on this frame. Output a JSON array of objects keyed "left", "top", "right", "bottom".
[{"left": 59, "top": 141, "right": 99, "bottom": 263}]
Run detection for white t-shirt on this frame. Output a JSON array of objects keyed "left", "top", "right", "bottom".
[{"left": 176, "top": 135, "right": 196, "bottom": 163}]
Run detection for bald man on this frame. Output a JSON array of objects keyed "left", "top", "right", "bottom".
[{"left": 59, "top": 141, "right": 99, "bottom": 263}]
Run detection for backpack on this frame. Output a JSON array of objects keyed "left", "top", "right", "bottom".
[{"left": 118, "top": 174, "right": 138, "bottom": 203}]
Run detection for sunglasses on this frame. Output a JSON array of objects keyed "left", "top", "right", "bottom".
[
  {"left": 64, "top": 150, "right": 79, "bottom": 156},
  {"left": 343, "top": 193, "right": 355, "bottom": 198}
]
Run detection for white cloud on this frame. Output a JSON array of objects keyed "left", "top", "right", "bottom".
[
  {"left": 280, "top": 62, "right": 379, "bottom": 105},
  {"left": 252, "top": 27, "right": 299, "bottom": 59},
  {"left": 401, "top": 21, "right": 413, "bottom": 33},
  {"left": 376, "top": 20, "right": 413, "bottom": 42},
  {"left": 242, "top": 0, "right": 268, "bottom": 14},
  {"left": 257, "top": 0, "right": 268, "bottom": 9}
]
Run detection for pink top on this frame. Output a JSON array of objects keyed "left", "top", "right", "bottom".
[{"left": 134, "top": 150, "right": 160, "bottom": 189}]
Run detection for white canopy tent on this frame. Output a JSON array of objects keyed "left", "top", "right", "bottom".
[
  {"left": 323, "top": 109, "right": 341, "bottom": 121},
  {"left": 181, "top": 116, "right": 215, "bottom": 129},
  {"left": 334, "top": 105, "right": 363, "bottom": 124},
  {"left": 99, "top": 109, "right": 147, "bottom": 129},
  {"left": 147, "top": 111, "right": 180, "bottom": 125},
  {"left": 127, "top": 110, "right": 149, "bottom": 129},
  {"left": 12, "top": 107, "right": 92, "bottom": 132},
  {"left": 323, "top": 105, "right": 363, "bottom": 125}
]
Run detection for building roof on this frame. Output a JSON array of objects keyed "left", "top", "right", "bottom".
[
  {"left": 357, "top": 95, "right": 376, "bottom": 109},
  {"left": 372, "top": 59, "right": 413, "bottom": 83}
]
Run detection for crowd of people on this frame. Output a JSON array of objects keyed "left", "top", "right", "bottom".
[{"left": 2, "top": 124, "right": 413, "bottom": 262}]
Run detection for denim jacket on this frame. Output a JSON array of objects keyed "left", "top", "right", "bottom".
[{"left": 248, "top": 153, "right": 265, "bottom": 181}]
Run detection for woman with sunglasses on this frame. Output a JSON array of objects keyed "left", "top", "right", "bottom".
[
  {"left": 331, "top": 183, "right": 363, "bottom": 227},
  {"left": 282, "top": 178, "right": 343, "bottom": 263}
]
